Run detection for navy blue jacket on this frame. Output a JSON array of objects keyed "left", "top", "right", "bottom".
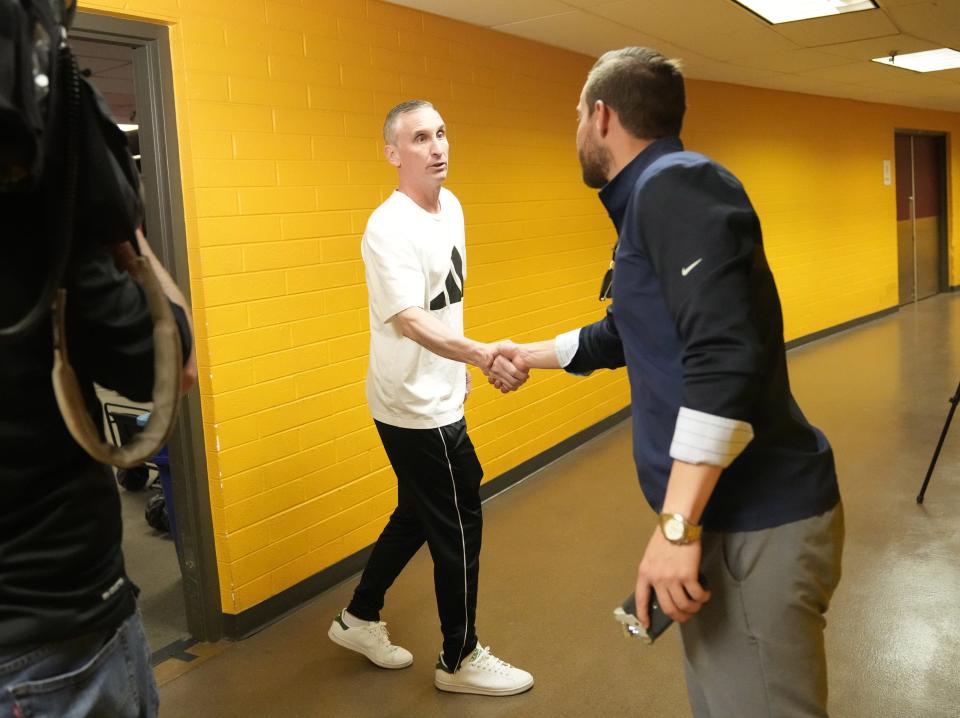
[{"left": 569, "top": 137, "right": 839, "bottom": 532}]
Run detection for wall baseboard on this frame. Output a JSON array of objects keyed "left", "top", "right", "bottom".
[
  {"left": 785, "top": 305, "right": 898, "bottom": 350},
  {"left": 220, "top": 406, "right": 631, "bottom": 640}
]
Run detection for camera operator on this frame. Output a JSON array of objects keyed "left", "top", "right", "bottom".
[{"left": 0, "top": 1, "right": 196, "bottom": 715}]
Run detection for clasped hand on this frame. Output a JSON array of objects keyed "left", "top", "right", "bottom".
[
  {"left": 635, "top": 527, "right": 710, "bottom": 627},
  {"left": 482, "top": 341, "right": 529, "bottom": 393}
]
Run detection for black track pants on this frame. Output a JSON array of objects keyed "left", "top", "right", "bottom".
[{"left": 348, "top": 418, "right": 483, "bottom": 671}]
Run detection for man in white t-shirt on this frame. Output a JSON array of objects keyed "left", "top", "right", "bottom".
[{"left": 327, "top": 100, "right": 534, "bottom": 697}]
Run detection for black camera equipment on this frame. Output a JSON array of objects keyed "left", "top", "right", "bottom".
[
  {"left": 916, "top": 379, "right": 960, "bottom": 504},
  {"left": 1, "top": 0, "right": 79, "bottom": 337},
  {"left": 1, "top": 0, "right": 182, "bottom": 468}
]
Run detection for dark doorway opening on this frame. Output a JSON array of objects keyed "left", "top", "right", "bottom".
[{"left": 72, "top": 12, "right": 221, "bottom": 651}]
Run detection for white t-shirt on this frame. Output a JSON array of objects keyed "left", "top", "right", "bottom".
[{"left": 362, "top": 188, "right": 467, "bottom": 429}]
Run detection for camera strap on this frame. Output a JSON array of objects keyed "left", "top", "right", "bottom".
[
  {"left": 48, "top": 60, "right": 183, "bottom": 468},
  {"left": 2, "top": 6, "right": 184, "bottom": 468},
  {"left": 52, "top": 255, "right": 183, "bottom": 469}
]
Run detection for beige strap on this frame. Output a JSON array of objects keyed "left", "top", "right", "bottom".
[{"left": 52, "top": 255, "right": 183, "bottom": 469}]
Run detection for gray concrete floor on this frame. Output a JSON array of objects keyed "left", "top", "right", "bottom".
[
  {"left": 120, "top": 479, "right": 189, "bottom": 651},
  {"left": 97, "top": 390, "right": 189, "bottom": 652},
  {"left": 159, "top": 293, "right": 960, "bottom": 717}
]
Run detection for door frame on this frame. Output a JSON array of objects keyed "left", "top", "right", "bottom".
[
  {"left": 72, "top": 12, "right": 222, "bottom": 643},
  {"left": 894, "top": 128, "right": 950, "bottom": 299}
]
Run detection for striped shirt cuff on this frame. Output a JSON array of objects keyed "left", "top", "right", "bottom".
[
  {"left": 669, "top": 407, "right": 754, "bottom": 468},
  {"left": 555, "top": 328, "right": 592, "bottom": 376}
]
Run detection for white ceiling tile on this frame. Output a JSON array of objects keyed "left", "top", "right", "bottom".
[
  {"left": 771, "top": 7, "right": 900, "bottom": 46},
  {"left": 750, "top": 74, "right": 859, "bottom": 96},
  {"left": 886, "top": 93, "right": 957, "bottom": 112},
  {"left": 872, "top": 69, "right": 959, "bottom": 93},
  {"left": 794, "top": 59, "right": 898, "bottom": 82},
  {"left": 924, "top": 97, "right": 960, "bottom": 111},
  {"left": 381, "top": 0, "right": 570, "bottom": 28},
  {"left": 587, "top": 0, "right": 764, "bottom": 36},
  {"left": 885, "top": 0, "right": 960, "bottom": 25},
  {"left": 588, "top": 0, "right": 800, "bottom": 60},
  {"left": 816, "top": 34, "right": 940, "bottom": 61},
  {"left": 661, "top": 48, "right": 735, "bottom": 77},
  {"left": 857, "top": 90, "right": 917, "bottom": 108},
  {"left": 386, "top": 0, "right": 960, "bottom": 112},
  {"left": 684, "top": 62, "right": 786, "bottom": 86},
  {"left": 930, "top": 67, "right": 960, "bottom": 82},
  {"left": 492, "top": 11, "right": 681, "bottom": 59},
  {"left": 884, "top": 3, "right": 960, "bottom": 47},
  {"left": 728, "top": 49, "right": 853, "bottom": 73},
  {"left": 728, "top": 79, "right": 864, "bottom": 107},
  {"left": 554, "top": 0, "right": 621, "bottom": 7},
  {"left": 800, "top": 59, "right": 957, "bottom": 93}
]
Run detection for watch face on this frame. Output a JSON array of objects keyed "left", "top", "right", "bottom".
[{"left": 664, "top": 516, "right": 684, "bottom": 541}]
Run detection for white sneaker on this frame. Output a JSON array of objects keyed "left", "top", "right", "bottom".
[
  {"left": 434, "top": 645, "right": 534, "bottom": 696},
  {"left": 327, "top": 610, "right": 413, "bottom": 669}
]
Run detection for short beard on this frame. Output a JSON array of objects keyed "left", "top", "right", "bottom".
[{"left": 578, "top": 138, "right": 611, "bottom": 189}]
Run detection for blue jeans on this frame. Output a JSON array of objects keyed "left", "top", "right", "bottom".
[{"left": 0, "top": 611, "right": 158, "bottom": 718}]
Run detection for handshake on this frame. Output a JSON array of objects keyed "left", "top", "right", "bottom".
[{"left": 480, "top": 341, "right": 530, "bottom": 394}]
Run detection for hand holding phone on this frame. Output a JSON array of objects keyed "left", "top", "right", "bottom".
[{"left": 613, "top": 574, "right": 708, "bottom": 644}]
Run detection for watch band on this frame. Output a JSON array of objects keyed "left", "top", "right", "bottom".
[{"left": 659, "top": 512, "right": 703, "bottom": 545}]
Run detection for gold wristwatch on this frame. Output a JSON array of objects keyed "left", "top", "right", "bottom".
[{"left": 659, "top": 512, "right": 702, "bottom": 545}]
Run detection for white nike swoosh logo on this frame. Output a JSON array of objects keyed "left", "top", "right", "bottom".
[{"left": 681, "top": 258, "right": 703, "bottom": 277}]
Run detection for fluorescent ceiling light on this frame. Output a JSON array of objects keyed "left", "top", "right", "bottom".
[
  {"left": 117, "top": 123, "right": 138, "bottom": 132},
  {"left": 732, "top": 0, "right": 877, "bottom": 24},
  {"left": 872, "top": 48, "right": 960, "bottom": 73}
]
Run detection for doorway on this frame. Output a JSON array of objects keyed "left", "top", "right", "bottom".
[
  {"left": 894, "top": 132, "right": 949, "bottom": 305},
  {"left": 70, "top": 13, "right": 222, "bottom": 650}
]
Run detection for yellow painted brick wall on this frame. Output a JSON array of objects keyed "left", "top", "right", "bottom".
[
  {"left": 76, "top": 0, "right": 960, "bottom": 615},
  {"left": 78, "top": 0, "right": 624, "bottom": 614},
  {"left": 682, "top": 82, "right": 960, "bottom": 339}
]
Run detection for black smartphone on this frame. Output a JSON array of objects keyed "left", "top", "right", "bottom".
[{"left": 613, "top": 575, "right": 708, "bottom": 645}]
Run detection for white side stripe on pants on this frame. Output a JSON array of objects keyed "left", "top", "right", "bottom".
[{"left": 437, "top": 428, "right": 470, "bottom": 670}]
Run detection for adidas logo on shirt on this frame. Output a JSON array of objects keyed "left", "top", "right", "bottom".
[{"left": 430, "top": 247, "right": 465, "bottom": 310}]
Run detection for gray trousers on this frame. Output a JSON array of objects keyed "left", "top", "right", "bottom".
[{"left": 680, "top": 504, "right": 845, "bottom": 718}]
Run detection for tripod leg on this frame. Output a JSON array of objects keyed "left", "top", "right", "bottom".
[{"left": 917, "top": 380, "right": 960, "bottom": 504}]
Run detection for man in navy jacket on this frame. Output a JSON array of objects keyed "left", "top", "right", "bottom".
[{"left": 495, "top": 47, "right": 843, "bottom": 717}]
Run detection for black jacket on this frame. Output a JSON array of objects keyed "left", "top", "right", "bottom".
[
  {"left": 569, "top": 138, "right": 839, "bottom": 531},
  {"left": 0, "top": 75, "right": 191, "bottom": 646}
]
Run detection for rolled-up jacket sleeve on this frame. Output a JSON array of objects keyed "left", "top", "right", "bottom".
[{"left": 636, "top": 162, "right": 760, "bottom": 467}]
